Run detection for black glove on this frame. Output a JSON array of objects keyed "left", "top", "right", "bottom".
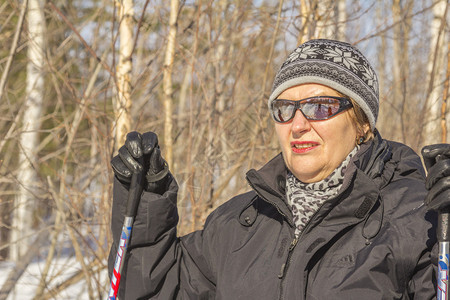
[
  {"left": 422, "top": 144, "right": 450, "bottom": 211},
  {"left": 111, "top": 131, "right": 170, "bottom": 194}
]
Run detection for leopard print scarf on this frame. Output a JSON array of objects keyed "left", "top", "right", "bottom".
[{"left": 286, "top": 147, "right": 359, "bottom": 236}]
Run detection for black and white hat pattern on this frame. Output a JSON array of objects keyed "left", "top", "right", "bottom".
[{"left": 268, "top": 39, "right": 379, "bottom": 129}]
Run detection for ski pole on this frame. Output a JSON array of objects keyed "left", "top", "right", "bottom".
[
  {"left": 436, "top": 153, "right": 449, "bottom": 300},
  {"left": 422, "top": 147, "right": 450, "bottom": 299},
  {"left": 108, "top": 170, "right": 144, "bottom": 300},
  {"left": 438, "top": 207, "right": 450, "bottom": 300}
]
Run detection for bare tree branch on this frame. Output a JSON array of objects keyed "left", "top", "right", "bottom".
[{"left": 0, "top": 0, "right": 28, "bottom": 104}]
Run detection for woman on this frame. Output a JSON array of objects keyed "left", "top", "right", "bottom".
[{"left": 109, "top": 39, "right": 442, "bottom": 299}]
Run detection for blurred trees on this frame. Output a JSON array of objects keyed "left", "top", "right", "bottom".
[{"left": 0, "top": 0, "right": 447, "bottom": 298}]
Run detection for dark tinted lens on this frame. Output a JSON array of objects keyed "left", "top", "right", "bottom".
[
  {"left": 301, "top": 98, "right": 341, "bottom": 120},
  {"left": 272, "top": 100, "right": 295, "bottom": 122},
  {"left": 272, "top": 97, "right": 350, "bottom": 123}
]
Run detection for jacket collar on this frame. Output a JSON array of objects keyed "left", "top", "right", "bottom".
[{"left": 245, "top": 154, "right": 294, "bottom": 226}]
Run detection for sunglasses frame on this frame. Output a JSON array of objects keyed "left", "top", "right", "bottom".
[{"left": 271, "top": 96, "right": 353, "bottom": 123}]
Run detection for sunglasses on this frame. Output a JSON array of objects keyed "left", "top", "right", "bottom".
[{"left": 271, "top": 96, "right": 353, "bottom": 123}]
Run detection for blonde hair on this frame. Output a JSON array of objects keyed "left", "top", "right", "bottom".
[
  {"left": 334, "top": 90, "right": 374, "bottom": 143},
  {"left": 349, "top": 98, "right": 374, "bottom": 143}
]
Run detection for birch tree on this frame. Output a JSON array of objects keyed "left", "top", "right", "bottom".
[
  {"left": 335, "top": 0, "right": 347, "bottom": 40},
  {"left": 316, "top": 0, "right": 346, "bottom": 39},
  {"left": 390, "top": 0, "right": 407, "bottom": 142},
  {"left": 114, "top": 0, "right": 134, "bottom": 150},
  {"left": 422, "top": 0, "right": 448, "bottom": 146},
  {"left": 163, "top": 0, "right": 179, "bottom": 168},
  {"left": 10, "top": 0, "right": 45, "bottom": 261},
  {"left": 314, "top": 0, "right": 334, "bottom": 39},
  {"left": 298, "top": 0, "right": 312, "bottom": 44},
  {"left": 376, "top": 1, "right": 387, "bottom": 111},
  {"left": 445, "top": 42, "right": 449, "bottom": 143},
  {"left": 298, "top": 0, "right": 346, "bottom": 42}
]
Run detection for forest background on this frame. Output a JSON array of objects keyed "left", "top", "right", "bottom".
[{"left": 0, "top": 0, "right": 448, "bottom": 299}]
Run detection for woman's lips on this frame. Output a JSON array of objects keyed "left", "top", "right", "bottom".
[{"left": 290, "top": 141, "right": 319, "bottom": 153}]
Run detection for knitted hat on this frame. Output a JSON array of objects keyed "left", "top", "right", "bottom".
[{"left": 268, "top": 39, "right": 379, "bottom": 129}]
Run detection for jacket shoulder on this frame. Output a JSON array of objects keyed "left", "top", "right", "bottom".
[
  {"left": 386, "top": 140, "right": 426, "bottom": 179},
  {"left": 380, "top": 140, "right": 429, "bottom": 221},
  {"left": 205, "top": 190, "right": 258, "bottom": 228}
]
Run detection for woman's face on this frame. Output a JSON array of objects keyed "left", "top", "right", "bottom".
[{"left": 274, "top": 83, "right": 358, "bottom": 183}]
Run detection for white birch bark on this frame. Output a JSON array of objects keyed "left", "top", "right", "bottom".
[
  {"left": 336, "top": 0, "right": 347, "bottom": 40},
  {"left": 163, "top": 0, "right": 179, "bottom": 168},
  {"left": 114, "top": 0, "right": 134, "bottom": 150},
  {"left": 316, "top": 0, "right": 334, "bottom": 39},
  {"left": 314, "top": 0, "right": 347, "bottom": 40},
  {"left": 11, "top": 0, "right": 45, "bottom": 261},
  {"left": 423, "top": 0, "right": 448, "bottom": 145},
  {"left": 376, "top": 1, "right": 389, "bottom": 137},
  {"left": 298, "top": 0, "right": 311, "bottom": 44},
  {"left": 445, "top": 41, "right": 450, "bottom": 143},
  {"left": 391, "top": 0, "right": 403, "bottom": 141}
]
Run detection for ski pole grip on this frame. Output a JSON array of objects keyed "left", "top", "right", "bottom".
[{"left": 125, "top": 171, "right": 144, "bottom": 218}]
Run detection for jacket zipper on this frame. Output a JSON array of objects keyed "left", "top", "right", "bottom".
[
  {"left": 245, "top": 177, "right": 299, "bottom": 299},
  {"left": 246, "top": 175, "right": 330, "bottom": 299},
  {"left": 278, "top": 236, "right": 298, "bottom": 299},
  {"left": 246, "top": 172, "right": 353, "bottom": 299},
  {"left": 277, "top": 212, "right": 315, "bottom": 300},
  {"left": 276, "top": 181, "right": 351, "bottom": 300}
]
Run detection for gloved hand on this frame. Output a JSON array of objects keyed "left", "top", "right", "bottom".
[
  {"left": 111, "top": 131, "right": 170, "bottom": 194},
  {"left": 422, "top": 144, "right": 450, "bottom": 211}
]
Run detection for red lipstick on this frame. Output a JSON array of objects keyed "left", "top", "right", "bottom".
[{"left": 290, "top": 141, "right": 319, "bottom": 154}]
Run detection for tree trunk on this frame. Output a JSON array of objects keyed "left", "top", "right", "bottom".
[
  {"left": 376, "top": 1, "right": 387, "bottom": 102},
  {"left": 399, "top": 1, "right": 412, "bottom": 143},
  {"left": 11, "top": 0, "right": 45, "bottom": 261},
  {"left": 376, "top": 1, "right": 389, "bottom": 138},
  {"left": 444, "top": 41, "right": 450, "bottom": 143},
  {"left": 162, "top": 0, "right": 179, "bottom": 169},
  {"left": 388, "top": 0, "right": 408, "bottom": 142},
  {"left": 315, "top": 0, "right": 334, "bottom": 39},
  {"left": 335, "top": 0, "right": 347, "bottom": 40},
  {"left": 391, "top": 0, "right": 402, "bottom": 141},
  {"left": 114, "top": 0, "right": 134, "bottom": 150},
  {"left": 422, "top": 0, "right": 448, "bottom": 146},
  {"left": 298, "top": 0, "right": 311, "bottom": 44}
]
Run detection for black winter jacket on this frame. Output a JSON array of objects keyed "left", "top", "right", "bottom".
[{"left": 109, "top": 133, "right": 437, "bottom": 299}]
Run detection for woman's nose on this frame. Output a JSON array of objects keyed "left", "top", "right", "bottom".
[{"left": 291, "top": 109, "right": 311, "bottom": 134}]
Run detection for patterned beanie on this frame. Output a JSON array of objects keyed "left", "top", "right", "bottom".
[{"left": 268, "top": 39, "right": 379, "bottom": 129}]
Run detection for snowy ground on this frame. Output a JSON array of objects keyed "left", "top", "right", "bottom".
[{"left": 0, "top": 257, "right": 109, "bottom": 300}]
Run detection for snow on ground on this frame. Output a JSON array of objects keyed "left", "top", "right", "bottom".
[{"left": 0, "top": 257, "right": 109, "bottom": 300}]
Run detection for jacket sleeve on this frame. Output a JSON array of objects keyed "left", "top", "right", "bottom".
[
  {"left": 108, "top": 176, "right": 217, "bottom": 299},
  {"left": 406, "top": 209, "right": 438, "bottom": 299},
  {"left": 407, "top": 241, "right": 437, "bottom": 299}
]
